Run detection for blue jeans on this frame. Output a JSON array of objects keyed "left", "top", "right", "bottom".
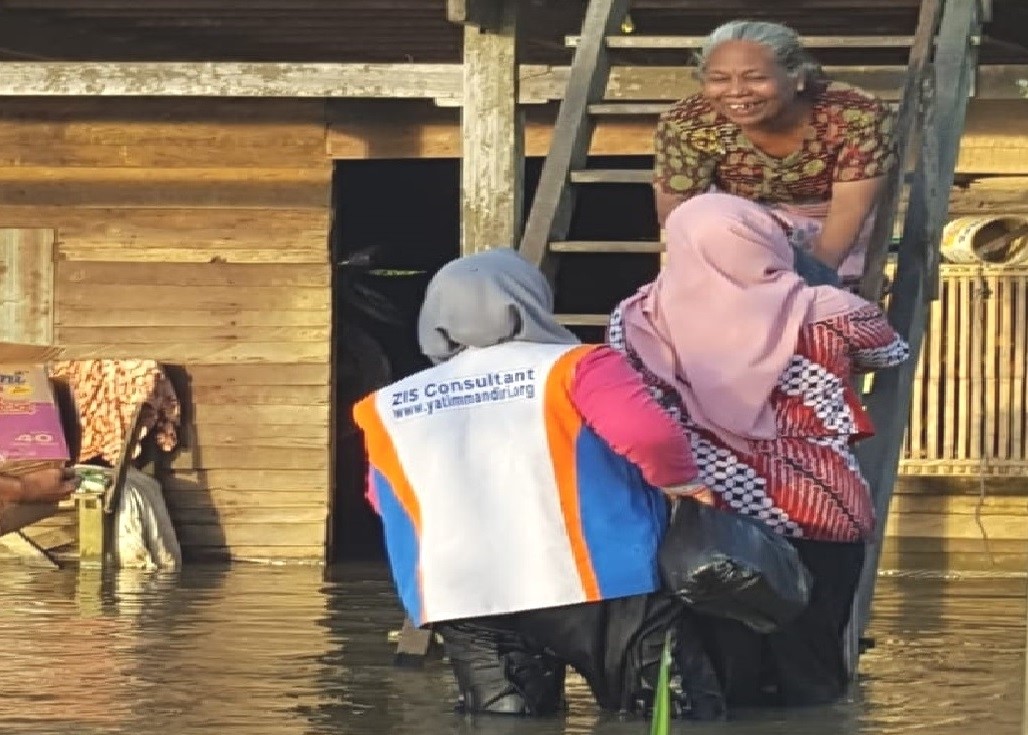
[{"left": 792, "top": 246, "right": 840, "bottom": 287}]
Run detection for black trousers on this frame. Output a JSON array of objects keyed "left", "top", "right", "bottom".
[
  {"left": 694, "top": 538, "right": 866, "bottom": 707},
  {"left": 435, "top": 592, "right": 725, "bottom": 719}
]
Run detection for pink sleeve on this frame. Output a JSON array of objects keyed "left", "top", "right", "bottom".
[
  {"left": 365, "top": 467, "right": 381, "bottom": 515},
  {"left": 569, "top": 346, "right": 698, "bottom": 488},
  {"left": 833, "top": 304, "right": 910, "bottom": 371}
]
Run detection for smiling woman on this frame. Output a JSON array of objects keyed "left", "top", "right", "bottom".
[{"left": 653, "top": 20, "right": 898, "bottom": 289}]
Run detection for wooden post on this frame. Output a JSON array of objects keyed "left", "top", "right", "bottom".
[
  {"left": 858, "top": 0, "right": 942, "bottom": 303},
  {"left": 460, "top": 0, "right": 524, "bottom": 254},
  {"left": 75, "top": 565, "right": 104, "bottom": 618},
  {"left": 447, "top": 0, "right": 503, "bottom": 28},
  {"left": 393, "top": 617, "right": 437, "bottom": 667},
  {"left": 0, "top": 229, "right": 59, "bottom": 567},
  {"left": 0, "top": 229, "right": 55, "bottom": 345},
  {"left": 76, "top": 492, "right": 105, "bottom": 565}
]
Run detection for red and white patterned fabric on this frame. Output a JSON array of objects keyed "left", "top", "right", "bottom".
[
  {"left": 608, "top": 303, "right": 908, "bottom": 542},
  {"left": 48, "top": 360, "right": 180, "bottom": 466}
]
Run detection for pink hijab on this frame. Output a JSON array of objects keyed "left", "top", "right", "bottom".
[{"left": 619, "top": 193, "right": 870, "bottom": 451}]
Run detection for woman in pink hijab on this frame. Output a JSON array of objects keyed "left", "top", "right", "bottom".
[{"left": 608, "top": 192, "right": 908, "bottom": 708}]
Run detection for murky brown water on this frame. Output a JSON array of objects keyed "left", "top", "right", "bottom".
[{"left": 0, "top": 563, "right": 1024, "bottom": 735}]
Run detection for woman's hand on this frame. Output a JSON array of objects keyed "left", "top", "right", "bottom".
[
  {"left": 816, "top": 176, "right": 886, "bottom": 268},
  {"left": 12, "top": 467, "right": 80, "bottom": 504},
  {"left": 661, "top": 482, "right": 714, "bottom": 505}
]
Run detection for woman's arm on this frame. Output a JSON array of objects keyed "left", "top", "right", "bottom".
[
  {"left": 817, "top": 94, "right": 898, "bottom": 267},
  {"left": 0, "top": 474, "right": 22, "bottom": 502},
  {"left": 0, "top": 467, "right": 79, "bottom": 503},
  {"left": 814, "top": 176, "right": 886, "bottom": 268},
  {"left": 837, "top": 304, "right": 910, "bottom": 371},
  {"left": 570, "top": 346, "right": 701, "bottom": 491}
]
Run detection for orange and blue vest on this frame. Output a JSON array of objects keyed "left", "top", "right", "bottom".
[{"left": 352, "top": 341, "right": 668, "bottom": 626}]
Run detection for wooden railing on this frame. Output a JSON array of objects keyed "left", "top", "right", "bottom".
[{"left": 849, "top": 0, "right": 983, "bottom": 660}]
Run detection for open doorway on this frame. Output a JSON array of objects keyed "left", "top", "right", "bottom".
[
  {"left": 329, "top": 154, "right": 660, "bottom": 563},
  {"left": 330, "top": 159, "right": 460, "bottom": 561}
]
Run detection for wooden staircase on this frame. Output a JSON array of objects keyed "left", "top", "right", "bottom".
[{"left": 519, "top": 0, "right": 987, "bottom": 670}]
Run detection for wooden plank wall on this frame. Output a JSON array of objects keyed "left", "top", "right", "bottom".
[
  {"left": 882, "top": 471, "right": 1028, "bottom": 572},
  {"left": 0, "top": 229, "right": 54, "bottom": 344},
  {"left": 0, "top": 99, "right": 333, "bottom": 560},
  {"left": 328, "top": 99, "right": 1028, "bottom": 176}
]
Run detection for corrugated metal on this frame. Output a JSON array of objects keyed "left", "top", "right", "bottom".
[{"left": 0, "top": 0, "right": 1022, "bottom": 63}]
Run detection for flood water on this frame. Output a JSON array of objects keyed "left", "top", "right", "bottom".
[{"left": 0, "top": 562, "right": 1024, "bottom": 735}]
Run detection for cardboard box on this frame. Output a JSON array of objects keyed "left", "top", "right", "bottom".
[{"left": 0, "top": 342, "right": 71, "bottom": 536}]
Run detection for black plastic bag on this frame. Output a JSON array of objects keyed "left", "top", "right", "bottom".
[{"left": 658, "top": 499, "right": 812, "bottom": 634}]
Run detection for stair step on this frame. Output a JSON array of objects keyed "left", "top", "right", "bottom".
[
  {"left": 589, "top": 100, "right": 904, "bottom": 117},
  {"left": 566, "top": 34, "right": 918, "bottom": 50},
  {"left": 550, "top": 240, "right": 664, "bottom": 254},
  {"left": 570, "top": 169, "right": 650, "bottom": 184},
  {"left": 556, "top": 314, "right": 610, "bottom": 327},
  {"left": 588, "top": 102, "right": 670, "bottom": 116},
  {"left": 572, "top": 168, "right": 918, "bottom": 186}
]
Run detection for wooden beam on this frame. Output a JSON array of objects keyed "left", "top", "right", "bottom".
[
  {"left": 328, "top": 100, "right": 1028, "bottom": 175},
  {"left": 393, "top": 616, "right": 436, "bottom": 666},
  {"left": 461, "top": 0, "right": 522, "bottom": 253},
  {"left": 0, "top": 62, "right": 1024, "bottom": 99},
  {"left": 0, "top": 0, "right": 920, "bottom": 7},
  {"left": 447, "top": 0, "right": 502, "bottom": 29},
  {"left": 948, "top": 177, "right": 1028, "bottom": 212},
  {"left": 0, "top": 62, "right": 464, "bottom": 98},
  {"left": 0, "top": 530, "right": 60, "bottom": 567},
  {"left": 76, "top": 492, "right": 105, "bottom": 563},
  {"left": 859, "top": 0, "right": 942, "bottom": 303},
  {"left": 447, "top": 0, "right": 471, "bottom": 23},
  {"left": 565, "top": 34, "right": 925, "bottom": 49},
  {"left": 629, "top": 0, "right": 921, "bottom": 7}
]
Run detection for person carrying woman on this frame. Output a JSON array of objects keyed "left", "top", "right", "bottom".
[
  {"left": 352, "top": 248, "right": 723, "bottom": 719},
  {"left": 653, "top": 20, "right": 898, "bottom": 289},
  {"left": 609, "top": 192, "right": 909, "bottom": 706}
]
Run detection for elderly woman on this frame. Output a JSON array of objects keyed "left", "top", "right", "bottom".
[
  {"left": 654, "top": 20, "right": 898, "bottom": 289},
  {"left": 353, "top": 248, "right": 723, "bottom": 719},
  {"left": 609, "top": 193, "right": 909, "bottom": 706}
]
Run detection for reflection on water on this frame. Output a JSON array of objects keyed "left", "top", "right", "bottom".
[{"left": 0, "top": 563, "right": 1023, "bottom": 735}]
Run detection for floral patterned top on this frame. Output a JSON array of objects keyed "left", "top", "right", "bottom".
[{"left": 653, "top": 82, "right": 898, "bottom": 204}]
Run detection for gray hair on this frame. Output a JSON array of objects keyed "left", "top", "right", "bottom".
[{"left": 695, "top": 20, "right": 825, "bottom": 90}]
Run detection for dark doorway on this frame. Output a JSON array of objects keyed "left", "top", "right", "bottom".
[{"left": 330, "top": 159, "right": 459, "bottom": 562}]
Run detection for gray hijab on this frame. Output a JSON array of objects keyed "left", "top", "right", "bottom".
[{"left": 417, "top": 248, "right": 579, "bottom": 363}]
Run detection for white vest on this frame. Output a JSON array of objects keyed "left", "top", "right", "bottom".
[{"left": 354, "top": 341, "right": 666, "bottom": 626}]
